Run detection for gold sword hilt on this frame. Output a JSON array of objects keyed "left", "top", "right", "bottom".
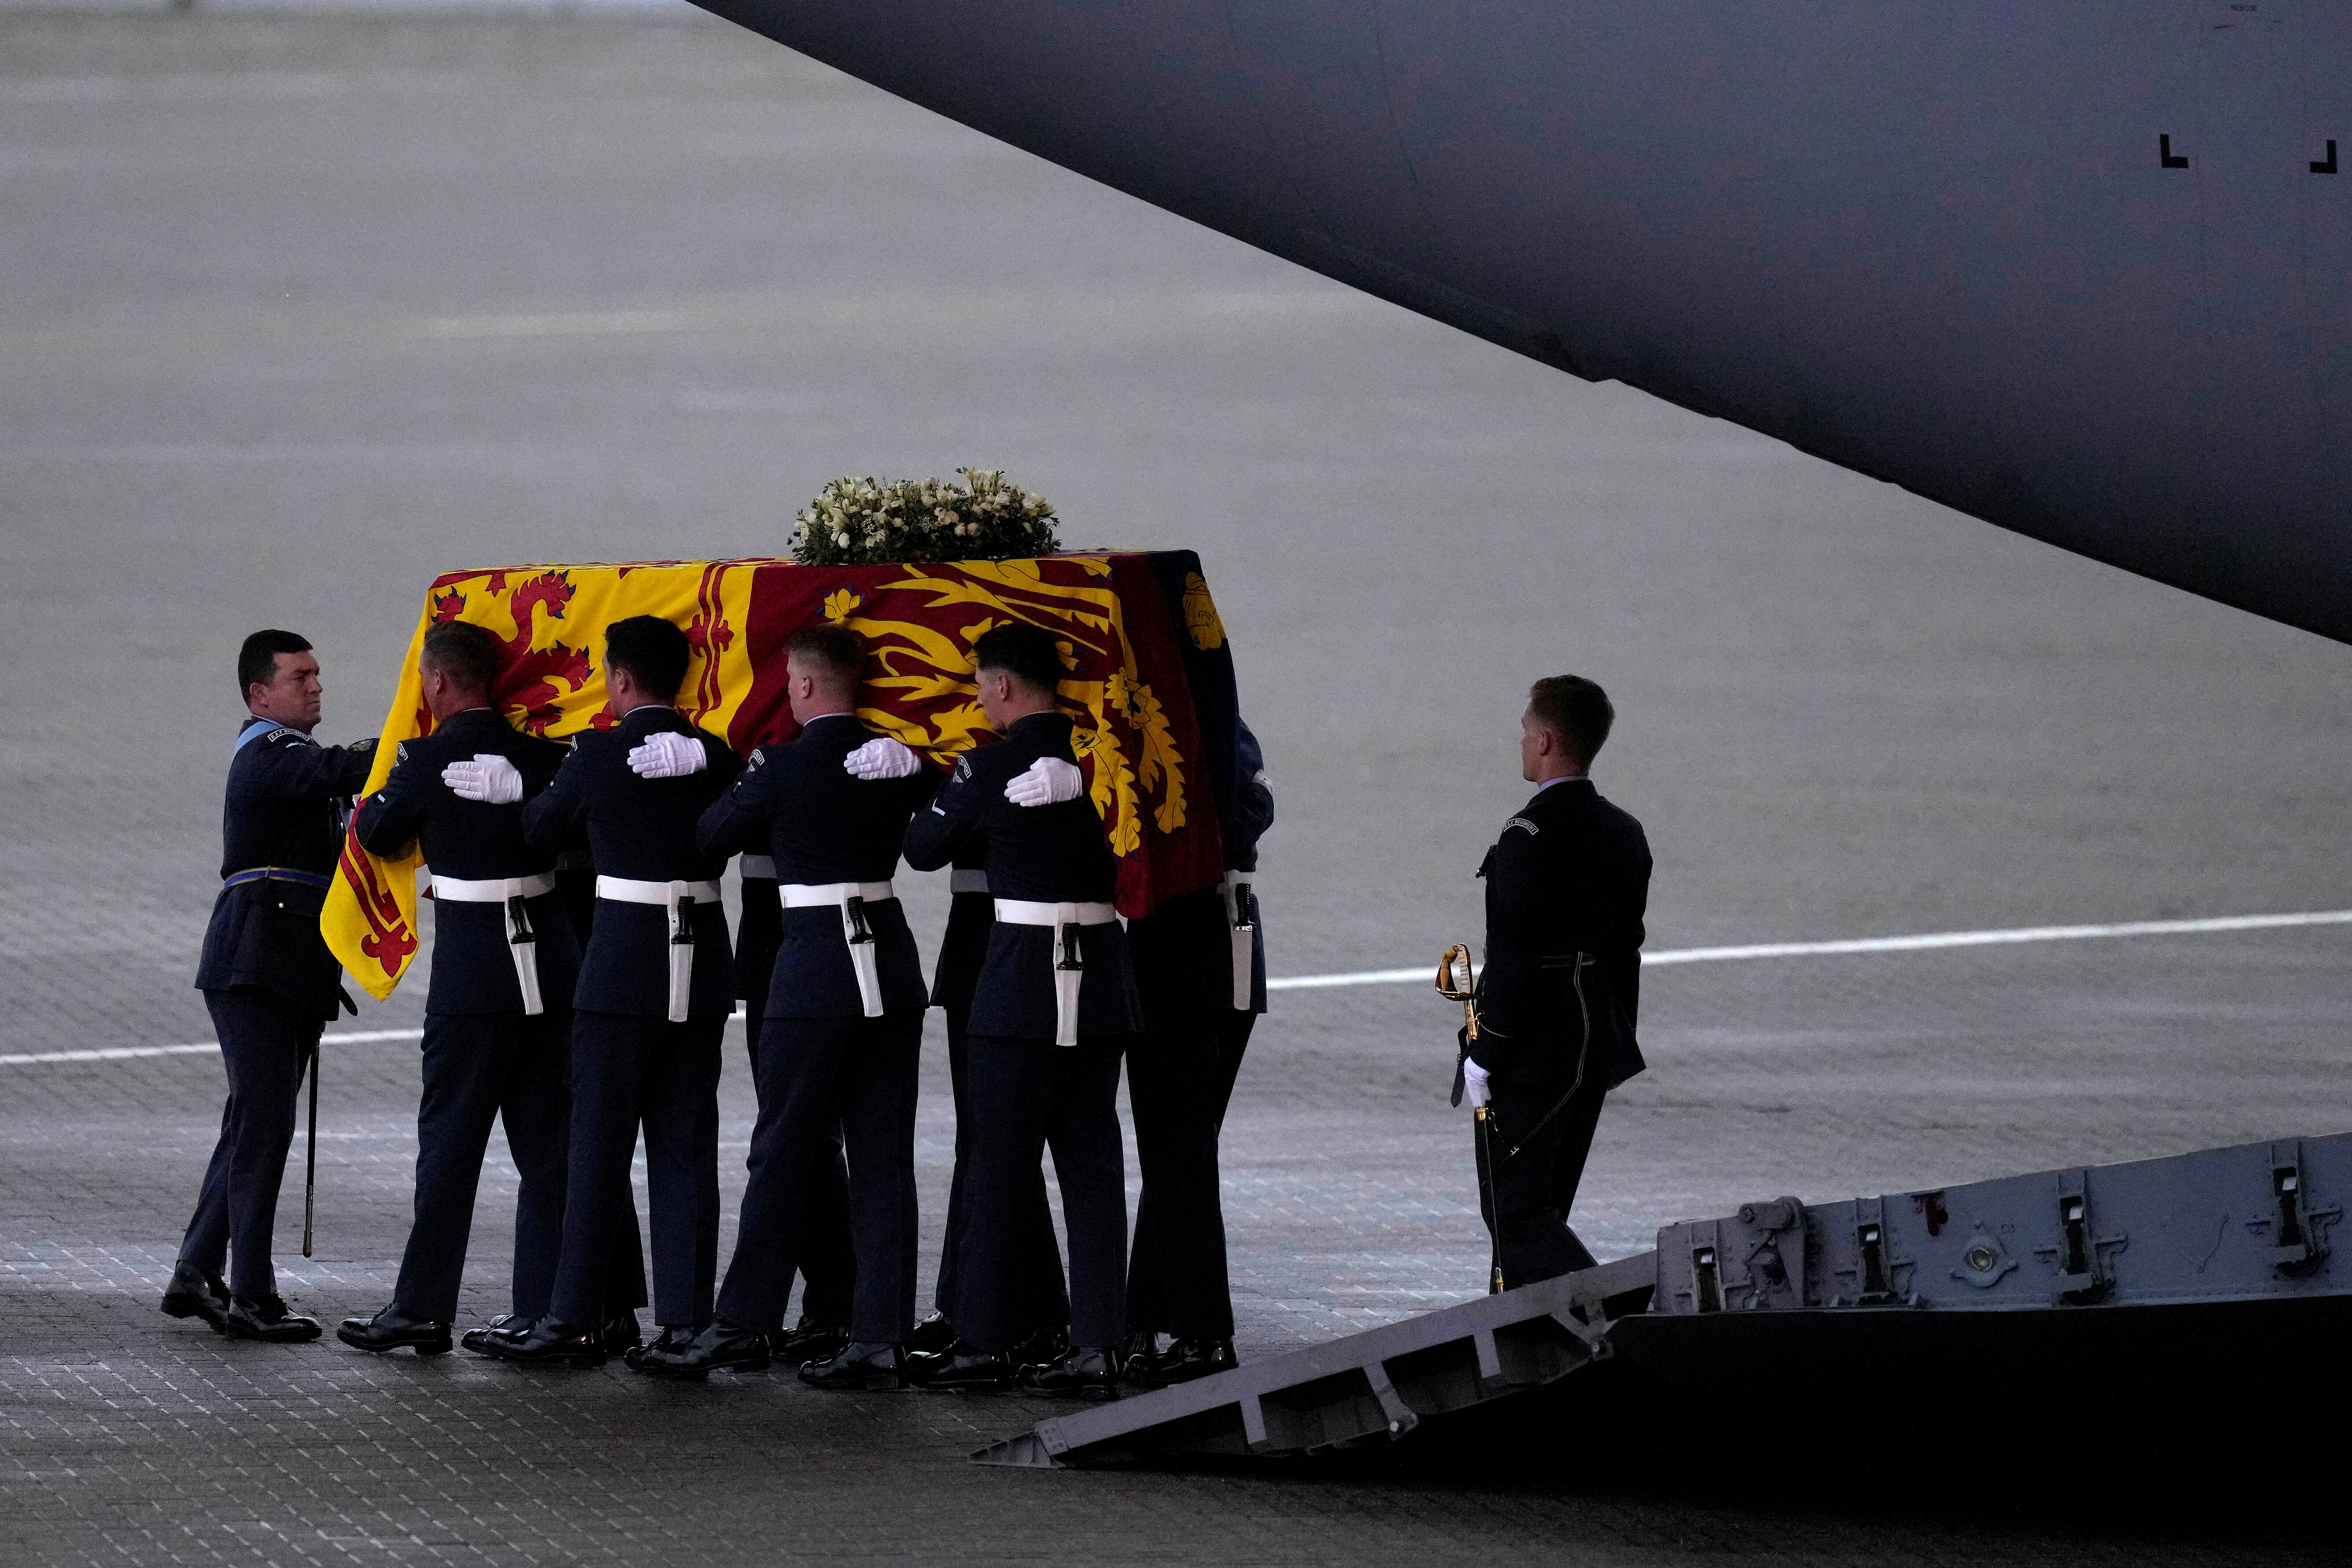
[{"left": 1435, "top": 942, "right": 1478, "bottom": 1041}]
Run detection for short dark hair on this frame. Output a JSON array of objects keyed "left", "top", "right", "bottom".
[
  {"left": 786, "top": 622, "right": 866, "bottom": 688},
  {"left": 1528, "top": 674, "right": 1614, "bottom": 766},
  {"left": 419, "top": 621, "right": 501, "bottom": 696},
  {"left": 238, "top": 629, "right": 312, "bottom": 701},
  {"left": 604, "top": 615, "right": 691, "bottom": 700},
  {"left": 971, "top": 620, "right": 1065, "bottom": 695}
]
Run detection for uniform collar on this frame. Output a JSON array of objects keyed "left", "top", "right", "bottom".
[
  {"left": 620, "top": 704, "right": 684, "bottom": 736},
  {"left": 439, "top": 706, "right": 503, "bottom": 732},
  {"left": 1008, "top": 710, "right": 1071, "bottom": 735},
  {"left": 1533, "top": 776, "right": 1595, "bottom": 799},
  {"left": 799, "top": 711, "right": 860, "bottom": 729}
]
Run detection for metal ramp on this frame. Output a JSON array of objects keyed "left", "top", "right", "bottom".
[
  {"left": 975, "top": 1130, "right": 2352, "bottom": 1468},
  {"left": 972, "top": 1251, "right": 1655, "bottom": 1467}
]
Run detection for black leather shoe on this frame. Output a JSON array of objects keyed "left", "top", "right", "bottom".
[
  {"left": 622, "top": 1324, "right": 696, "bottom": 1371},
  {"left": 1121, "top": 1329, "right": 1161, "bottom": 1365},
  {"left": 160, "top": 1262, "right": 231, "bottom": 1333},
  {"left": 459, "top": 1314, "right": 533, "bottom": 1354},
  {"left": 905, "top": 1311, "right": 956, "bottom": 1357},
  {"left": 602, "top": 1309, "right": 644, "bottom": 1356},
  {"left": 337, "top": 1303, "right": 453, "bottom": 1356},
  {"left": 470, "top": 1319, "right": 604, "bottom": 1368},
  {"left": 774, "top": 1319, "right": 850, "bottom": 1365},
  {"left": 632, "top": 1321, "right": 770, "bottom": 1380},
  {"left": 224, "top": 1294, "right": 323, "bottom": 1344},
  {"left": 798, "top": 1340, "right": 905, "bottom": 1391},
  {"left": 905, "top": 1341, "right": 1014, "bottom": 1392},
  {"left": 1125, "top": 1336, "right": 1238, "bottom": 1388},
  {"left": 1010, "top": 1324, "right": 1071, "bottom": 1367},
  {"left": 1016, "top": 1344, "right": 1121, "bottom": 1400}
]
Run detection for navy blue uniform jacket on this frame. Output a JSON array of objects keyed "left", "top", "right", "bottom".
[
  {"left": 929, "top": 845, "right": 991, "bottom": 1010},
  {"left": 195, "top": 716, "right": 375, "bottom": 1018},
  {"left": 520, "top": 706, "right": 743, "bottom": 1019},
  {"left": 1128, "top": 717, "right": 1275, "bottom": 1015},
  {"left": 1471, "top": 778, "right": 1650, "bottom": 1091},
  {"left": 696, "top": 713, "right": 934, "bottom": 1020},
  {"left": 353, "top": 707, "right": 581, "bottom": 1016},
  {"left": 902, "top": 711, "right": 1143, "bottom": 1041}
]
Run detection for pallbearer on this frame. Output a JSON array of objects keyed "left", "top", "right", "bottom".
[
  {"left": 902, "top": 621, "right": 1141, "bottom": 1399},
  {"left": 636, "top": 624, "right": 936, "bottom": 1386},
  {"left": 335, "top": 622, "right": 640, "bottom": 1358},
  {"left": 474, "top": 616, "right": 743, "bottom": 1366},
  {"left": 732, "top": 841, "right": 857, "bottom": 1364},
  {"left": 165, "top": 630, "right": 374, "bottom": 1343},
  {"left": 1121, "top": 718, "right": 1273, "bottom": 1385},
  {"left": 1460, "top": 676, "right": 1650, "bottom": 1288},
  {"left": 905, "top": 843, "right": 1072, "bottom": 1368}
]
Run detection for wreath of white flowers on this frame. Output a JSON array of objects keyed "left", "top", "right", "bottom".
[{"left": 791, "top": 468, "right": 1060, "bottom": 566}]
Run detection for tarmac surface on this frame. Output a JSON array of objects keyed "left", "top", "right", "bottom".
[{"left": 3, "top": 12, "right": 2350, "bottom": 1564}]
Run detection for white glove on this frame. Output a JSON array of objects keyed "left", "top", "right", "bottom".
[
  {"left": 1462, "top": 1058, "right": 1492, "bottom": 1110},
  {"left": 843, "top": 736, "right": 921, "bottom": 780},
  {"left": 1005, "top": 756, "right": 1085, "bottom": 807},
  {"left": 628, "top": 731, "right": 708, "bottom": 779},
  {"left": 443, "top": 753, "right": 522, "bottom": 805}
]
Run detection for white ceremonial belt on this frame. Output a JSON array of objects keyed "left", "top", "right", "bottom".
[
  {"left": 596, "top": 876, "right": 723, "bottom": 1023},
  {"left": 430, "top": 873, "right": 558, "bottom": 1016},
  {"left": 739, "top": 854, "right": 778, "bottom": 881},
  {"left": 780, "top": 880, "right": 896, "bottom": 908},
  {"left": 949, "top": 869, "right": 990, "bottom": 896},
  {"left": 993, "top": 899, "right": 1118, "bottom": 1047},
  {"left": 1221, "top": 870, "right": 1259, "bottom": 1014},
  {"left": 992, "top": 899, "right": 1117, "bottom": 927},
  {"left": 782, "top": 881, "right": 896, "bottom": 1017},
  {"left": 430, "top": 873, "right": 558, "bottom": 902}
]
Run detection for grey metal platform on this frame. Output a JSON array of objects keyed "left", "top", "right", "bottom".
[
  {"left": 974, "top": 1251, "right": 1657, "bottom": 1466},
  {"left": 976, "top": 1131, "right": 2350, "bottom": 1467}
]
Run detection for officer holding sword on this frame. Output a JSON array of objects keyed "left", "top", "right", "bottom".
[{"left": 1452, "top": 675, "right": 1650, "bottom": 1291}]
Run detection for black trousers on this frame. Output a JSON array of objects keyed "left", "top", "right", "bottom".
[
  {"left": 547, "top": 1011, "right": 724, "bottom": 1329},
  {"left": 1126, "top": 1006, "right": 1254, "bottom": 1341},
  {"left": 716, "top": 1011, "right": 922, "bottom": 1342},
  {"left": 959, "top": 1032, "right": 1128, "bottom": 1353},
  {"left": 180, "top": 987, "right": 320, "bottom": 1301},
  {"left": 744, "top": 996, "right": 854, "bottom": 1329},
  {"left": 392, "top": 1008, "right": 646, "bottom": 1324},
  {"left": 935, "top": 1007, "right": 1067, "bottom": 1333},
  {"left": 1479, "top": 1076, "right": 1606, "bottom": 1290}
]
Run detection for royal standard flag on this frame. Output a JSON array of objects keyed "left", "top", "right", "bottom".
[{"left": 324, "top": 553, "right": 1242, "bottom": 1000}]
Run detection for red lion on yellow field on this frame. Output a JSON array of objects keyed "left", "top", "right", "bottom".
[{"left": 424, "top": 571, "right": 592, "bottom": 735}]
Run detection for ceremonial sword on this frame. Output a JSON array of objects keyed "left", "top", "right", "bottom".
[{"left": 1435, "top": 944, "right": 1504, "bottom": 1295}]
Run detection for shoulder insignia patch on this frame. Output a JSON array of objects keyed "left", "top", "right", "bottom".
[
  {"left": 394, "top": 741, "right": 410, "bottom": 764},
  {"left": 952, "top": 753, "right": 973, "bottom": 782},
  {"left": 1505, "top": 816, "right": 1540, "bottom": 836}
]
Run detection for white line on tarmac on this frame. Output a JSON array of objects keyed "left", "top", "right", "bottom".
[
  {"left": 3, "top": 909, "right": 2346, "bottom": 1064},
  {"left": 1262, "top": 908, "right": 2352, "bottom": 991}
]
